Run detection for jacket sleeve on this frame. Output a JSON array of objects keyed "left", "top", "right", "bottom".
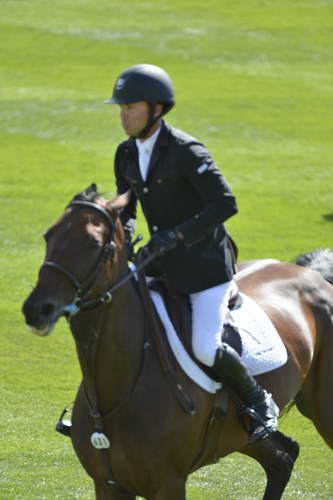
[
  {"left": 114, "top": 144, "right": 137, "bottom": 240},
  {"left": 176, "top": 143, "right": 238, "bottom": 246}
]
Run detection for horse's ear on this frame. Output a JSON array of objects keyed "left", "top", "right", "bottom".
[
  {"left": 72, "top": 183, "right": 98, "bottom": 202},
  {"left": 108, "top": 190, "right": 131, "bottom": 211},
  {"left": 85, "top": 183, "right": 98, "bottom": 197}
]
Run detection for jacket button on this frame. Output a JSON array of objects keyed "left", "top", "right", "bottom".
[
  {"left": 152, "top": 226, "right": 159, "bottom": 232},
  {"left": 143, "top": 187, "right": 149, "bottom": 193}
]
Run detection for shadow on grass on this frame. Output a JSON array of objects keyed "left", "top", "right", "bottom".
[{"left": 322, "top": 213, "right": 333, "bottom": 222}]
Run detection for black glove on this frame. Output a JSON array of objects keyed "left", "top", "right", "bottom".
[{"left": 147, "top": 229, "right": 180, "bottom": 257}]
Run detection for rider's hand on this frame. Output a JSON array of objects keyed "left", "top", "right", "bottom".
[{"left": 147, "top": 229, "right": 182, "bottom": 257}]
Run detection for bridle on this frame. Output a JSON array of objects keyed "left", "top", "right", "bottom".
[
  {"left": 42, "top": 200, "right": 156, "bottom": 317},
  {"left": 42, "top": 200, "right": 118, "bottom": 316}
]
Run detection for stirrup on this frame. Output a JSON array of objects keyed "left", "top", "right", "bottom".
[
  {"left": 55, "top": 407, "right": 72, "bottom": 437},
  {"left": 241, "top": 405, "right": 278, "bottom": 441},
  {"left": 250, "top": 422, "right": 277, "bottom": 441}
]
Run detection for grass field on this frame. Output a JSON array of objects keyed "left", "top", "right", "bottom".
[{"left": 1, "top": 0, "right": 333, "bottom": 498}]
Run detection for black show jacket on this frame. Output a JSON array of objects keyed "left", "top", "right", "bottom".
[{"left": 114, "top": 121, "right": 238, "bottom": 294}]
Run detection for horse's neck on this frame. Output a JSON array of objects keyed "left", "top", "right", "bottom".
[{"left": 72, "top": 277, "right": 145, "bottom": 415}]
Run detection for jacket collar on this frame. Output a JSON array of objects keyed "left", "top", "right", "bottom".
[{"left": 125, "top": 121, "right": 170, "bottom": 181}]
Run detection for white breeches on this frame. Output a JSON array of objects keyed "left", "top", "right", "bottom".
[{"left": 190, "top": 280, "right": 234, "bottom": 367}]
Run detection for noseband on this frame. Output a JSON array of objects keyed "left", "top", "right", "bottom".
[{"left": 42, "top": 200, "right": 117, "bottom": 315}]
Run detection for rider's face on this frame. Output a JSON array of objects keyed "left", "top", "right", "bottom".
[{"left": 119, "top": 101, "right": 150, "bottom": 138}]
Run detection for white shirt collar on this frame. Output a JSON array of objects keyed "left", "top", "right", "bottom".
[
  {"left": 135, "top": 124, "right": 161, "bottom": 153},
  {"left": 135, "top": 125, "right": 161, "bottom": 182}
]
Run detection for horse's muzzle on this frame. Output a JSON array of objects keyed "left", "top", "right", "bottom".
[{"left": 22, "top": 293, "right": 62, "bottom": 336}]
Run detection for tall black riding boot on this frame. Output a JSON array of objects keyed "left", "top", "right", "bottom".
[{"left": 212, "top": 343, "right": 279, "bottom": 441}]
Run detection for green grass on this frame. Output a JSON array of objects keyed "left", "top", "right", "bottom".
[{"left": 1, "top": 0, "right": 333, "bottom": 498}]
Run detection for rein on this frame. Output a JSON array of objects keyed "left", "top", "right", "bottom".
[{"left": 64, "top": 250, "right": 157, "bottom": 316}]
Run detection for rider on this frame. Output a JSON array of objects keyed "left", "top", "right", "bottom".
[{"left": 105, "top": 63, "right": 279, "bottom": 441}]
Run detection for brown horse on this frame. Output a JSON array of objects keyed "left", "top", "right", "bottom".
[{"left": 22, "top": 185, "right": 333, "bottom": 500}]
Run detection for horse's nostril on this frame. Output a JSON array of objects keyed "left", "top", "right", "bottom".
[{"left": 40, "top": 303, "right": 55, "bottom": 317}]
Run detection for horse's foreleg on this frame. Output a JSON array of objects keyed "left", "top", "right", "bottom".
[
  {"left": 154, "top": 477, "right": 186, "bottom": 500},
  {"left": 240, "top": 431, "right": 300, "bottom": 500},
  {"left": 94, "top": 480, "right": 136, "bottom": 500}
]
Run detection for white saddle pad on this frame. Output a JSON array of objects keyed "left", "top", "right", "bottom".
[{"left": 150, "top": 290, "right": 288, "bottom": 394}]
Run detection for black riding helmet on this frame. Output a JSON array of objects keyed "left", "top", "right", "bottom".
[{"left": 105, "top": 64, "right": 175, "bottom": 138}]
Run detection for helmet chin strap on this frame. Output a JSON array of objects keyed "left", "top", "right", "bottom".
[{"left": 135, "top": 103, "right": 163, "bottom": 140}]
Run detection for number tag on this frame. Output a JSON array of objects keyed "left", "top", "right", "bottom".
[{"left": 90, "top": 432, "right": 111, "bottom": 449}]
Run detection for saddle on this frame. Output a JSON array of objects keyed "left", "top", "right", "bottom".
[
  {"left": 148, "top": 278, "right": 243, "bottom": 361},
  {"left": 146, "top": 278, "right": 244, "bottom": 429}
]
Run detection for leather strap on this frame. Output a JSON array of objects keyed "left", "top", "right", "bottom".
[{"left": 135, "top": 251, "right": 196, "bottom": 415}]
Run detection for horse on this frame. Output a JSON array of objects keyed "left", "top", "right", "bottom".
[{"left": 22, "top": 185, "right": 333, "bottom": 500}]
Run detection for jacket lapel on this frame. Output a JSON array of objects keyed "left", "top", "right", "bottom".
[
  {"left": 125, "top": 138, "right": 142, "bottom": 185},
  {"left": 146, "top": 121, "right": 169, "bottom": 181}
]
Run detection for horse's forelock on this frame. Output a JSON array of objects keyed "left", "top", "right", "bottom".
[{"left": 70, "top": 185, "right": 124, "bottom": 232}]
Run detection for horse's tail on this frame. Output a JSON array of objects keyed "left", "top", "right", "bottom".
[{"left": 295, "top": 248, "right": 333, "bottom": 285}]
